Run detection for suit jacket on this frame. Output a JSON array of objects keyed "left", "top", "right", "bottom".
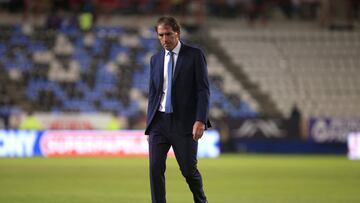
[{"left": 145, "top": 43, "right": 211, "bottom": 135}]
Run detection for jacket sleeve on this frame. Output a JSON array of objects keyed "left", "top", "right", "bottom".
[
  {"left": 194, "top": 49, "right": 210, "bottom": 125},
  {"left": 146, "top": 56, "right": 156, "bottom": 127}
]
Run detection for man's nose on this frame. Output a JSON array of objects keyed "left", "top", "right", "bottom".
[{"left": 163, "top": 35, "right": 170, "bottom": 41}]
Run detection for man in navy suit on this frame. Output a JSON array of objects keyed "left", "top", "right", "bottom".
[{"left": 145, "top": 16, "right": 211, "bottom": 203}]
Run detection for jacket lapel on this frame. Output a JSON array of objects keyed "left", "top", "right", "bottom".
[
  {"left": 173, "top": 45, "right": 184, "bottom": 82},
  {"left": 157, "top": 50, "right": 165, "bottom": 90}
]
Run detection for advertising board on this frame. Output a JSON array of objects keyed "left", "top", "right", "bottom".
[
  {"left": 309, "top": 118, "right": 360, "bottom": 143},
  {"left": 348, "top": 132, "right": 360, "bottom": 160},
  {"left": 0, "top": 130, "right": 220, "bottom": 158}
]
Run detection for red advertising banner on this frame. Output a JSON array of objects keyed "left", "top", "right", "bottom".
[
  {"left": 0, "top": 130, "right": 219, "bottom": 158},
  {"left": 41, "top": 130, "right": 175, "bottom": 157}
]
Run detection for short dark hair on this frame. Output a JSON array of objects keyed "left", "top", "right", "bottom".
[{"left": 154, "top": 16, "right": 181, "bottom": 33}]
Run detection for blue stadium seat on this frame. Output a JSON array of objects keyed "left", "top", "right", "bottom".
[{"left": 1, "top": 24, "right": 259, "bottom": 119}]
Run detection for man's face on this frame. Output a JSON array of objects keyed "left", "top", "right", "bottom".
[{"left": 156, "top": 24, "right": 179, "bottom": 51}]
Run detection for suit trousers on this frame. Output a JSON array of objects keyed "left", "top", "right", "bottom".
[{"left": 148, "top": 111, "right": 207, "bottom": 203}]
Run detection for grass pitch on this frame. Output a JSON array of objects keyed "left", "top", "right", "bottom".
[{"left": 1, "top": 154, "right": 360, "bottom": 203}]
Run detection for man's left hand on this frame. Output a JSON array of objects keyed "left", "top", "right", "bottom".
[{"left": 192, "top": 121, "right": 205, "bottom": 141}]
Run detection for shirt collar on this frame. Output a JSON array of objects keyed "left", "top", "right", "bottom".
[{"left": 166, "top": 40, "right": 181, "bottom": 55}]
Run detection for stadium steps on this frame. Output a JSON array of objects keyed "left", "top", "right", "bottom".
[
  {"left": 0, "top": 64, "right": 29, "bottom": 110},
  {"left": 188, "top": 27, "right": 282, "bottom": 117}
]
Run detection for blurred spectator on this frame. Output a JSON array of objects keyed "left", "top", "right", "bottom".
[
  {"left": 319, "top": 0, "right": 355, "bottom": 30},
  {"left": 318, "top": 0, "right": 331, "bottom": 27},
  {"left": 170, "top": 0, "right": 185, "bottom": 15},
  {"left": 45, "top": 8, "right": 64, "bottom": 30},
  {"left": 350, "top": 0, "right": 360, "bottom": 20},
  {"left": 2, "top": 0, "right": 25, "bottom": 13},
  {"left": 0, "top": 98, "right": 22, "bottom": 129},
  {"left": 344, "top": 0, "right": 357, "bottom": 29},
  {"left": 277, "top": 0, "right": 295, "bottom": 19},
  {"left": 0, "top": 116, "right": 5, "bottom": 129},
  {"left": 298, "top": 0, "right": 320, "bottom": 19},
  {"left": 181, "top": 0, "right": 206, "bottom": 32},
  {"left": 2, "top": 0, "right": 355, "bottom": 25},
  {"left": 210, "top": 103, "right": 233, "bottom": 152},
  {"left": 106, "top": 111, "right": 122, "bottom": 130},
  {"left": 95, "top": 0, "right": 121, "bottom": 14},
  {"left": 208, "top": 0, "right": 242, "bottom": 18},
  {"left": 19, "top": 110, "right": 44, "bottom": 130},
  {"left": 0, "top": 107, "right": 10, "bottom": 129},
  {"left": 247, "top": 0, "right": 271, "bottom": 25},
  {"left": 68, "top": 0, "right": 83, "bottom": 12},
  {"left": 78, "top": 2, "right": 95, "bottom": 31},
  {"left": 287, "top": 104, "right": 302, "bottom": 138},
  {"left": 0, "top": 92, "right": 12, "bottom": 129},
  {"left": 129, "top": 110, "right": 146, "bottom": 129},
  {"left": 9, "top": 109, "right": 22, "bottom": 129}
]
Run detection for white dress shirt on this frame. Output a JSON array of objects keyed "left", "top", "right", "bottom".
[{"left": 158, "top": 41, "right": 181, "bottom": 112}]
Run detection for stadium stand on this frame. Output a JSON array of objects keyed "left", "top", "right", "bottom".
[
  {"left": 0, "top": 21, "right": 258, "bottom": 124},
  {"left": 0, "top": 0, "right": 359, "bottom": 131},
  {"left": 207, "top": 53, "right": 259, "bottom": 119},
  {"left": 1, "top": 23, "right": 152, "bottom": 116},
  {"left": 209, "top": 21, "right": 360, "bottom": 119}
]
